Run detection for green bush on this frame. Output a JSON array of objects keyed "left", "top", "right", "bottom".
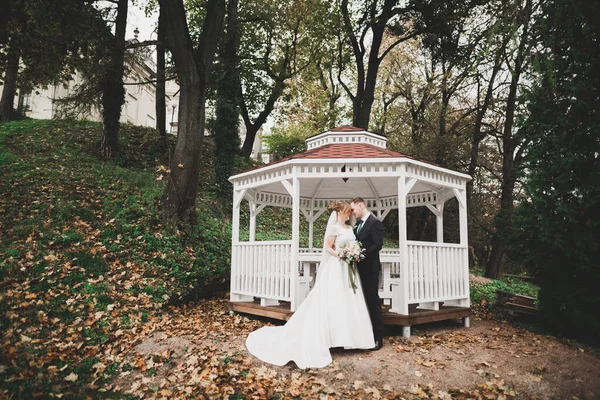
[{"left": 263, "top": 133, "right": 307, "bottom": 160}]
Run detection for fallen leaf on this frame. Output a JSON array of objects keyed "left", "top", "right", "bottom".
[
  {"left": 64, "top": 372, "right": 78, "bottom": 382},
  {"left": 353, "top": 380, "right": 365, "bottom": 390}
]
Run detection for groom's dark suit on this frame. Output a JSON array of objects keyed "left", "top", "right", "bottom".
[{"left": 355, "top": 213, "right": 384, "bottom": 344}]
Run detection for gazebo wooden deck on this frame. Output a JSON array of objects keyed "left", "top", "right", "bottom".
[
  {"left": 230, "top": 301, "right": 471, "bottom": 337},
  {"left": 228, "top": 126, "right": 472, "bottom": 337}
]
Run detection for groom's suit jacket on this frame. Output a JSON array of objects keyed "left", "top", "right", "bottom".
[{"left": 355, "top": 214, "right": 384, "bottom": 273}]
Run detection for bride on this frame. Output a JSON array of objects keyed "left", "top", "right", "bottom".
[{"left": 245, "top": 201, "right": 375, "bottom": 369}]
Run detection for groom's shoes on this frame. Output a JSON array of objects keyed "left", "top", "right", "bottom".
[{"left": 368, "top": 340, "right": 383, "bottom": 351}]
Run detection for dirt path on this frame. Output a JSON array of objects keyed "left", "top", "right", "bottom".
[{"left": 106, "top": 299, "right": 600, "bottom": 399}]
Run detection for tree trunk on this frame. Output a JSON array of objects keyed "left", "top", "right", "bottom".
[
  {"left": 214, "top": 0, "right": 240, "bottom": 199},
  {"left": 156, "top": 7, "right": 167, "bottom": 143},
  {"left": 239, "top": 79, "right": 284, "bottom": 158},
  {"left": 485, "top": 0, "right": 532, "bottom": 279},
  {"left": 0, "top": 42, "right": 20, "bottom": 122},
  {"left": 467, "top": 38, "right": 508, "bottom": 201},
  {"left": 342, "top": 0, "right": 401, "bottom": 130},
  {"left": 158, "top": 0, "right": 225, "bottom": 223},
  {"left": 99, "top": 0, "right": 128, "bottom": 158}
]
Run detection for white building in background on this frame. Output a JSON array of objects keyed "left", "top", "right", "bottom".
[{"left": 15, "top": 53, "right": 180, "bottom": 133}]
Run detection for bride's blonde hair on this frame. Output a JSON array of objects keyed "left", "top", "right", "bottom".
[{"left": 327, "top": 200, "right": 351, "bottom": 216}]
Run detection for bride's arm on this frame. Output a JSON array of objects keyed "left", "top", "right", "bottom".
[{"left": 324, "top": 235, "right": 339, "bottom": 257}]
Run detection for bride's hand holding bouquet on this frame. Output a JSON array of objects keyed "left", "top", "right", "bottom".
[{"left": 338, "top": 241, "right": 365, "bottom": 293}]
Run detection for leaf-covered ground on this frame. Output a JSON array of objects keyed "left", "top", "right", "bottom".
[{"left": 1, "top": 120, "right": 599, "bottom": 399}]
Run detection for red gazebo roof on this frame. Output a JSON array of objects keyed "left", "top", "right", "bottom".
[{"left": 277, "top": 143, "right": 412, "bottom": 162}]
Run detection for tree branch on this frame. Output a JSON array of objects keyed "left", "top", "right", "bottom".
[{"left": 126, "top": 40, "right": 159, "bottom": 49}]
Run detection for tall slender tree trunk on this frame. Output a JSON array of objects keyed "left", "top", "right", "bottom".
[
  {"left": 99, "top": 0, "right": 128, "bottom": 158},
  {"left": 239, "top": 79, "right": 284, "bottom": 158},
  {"left": 158, "top": 0, "right": 225, "bottom": 223},
  {"left": 486, "top": 0, "right": 532, "bottom": 279},
  {"left": 214, "top": 0, "right": 241, "bottom": 199},
  {"left": 156, "top": 7, "right": 167, "bottom": 143},
  {"left": 0, "top": 42, "right": 21, "bottom": 122}
]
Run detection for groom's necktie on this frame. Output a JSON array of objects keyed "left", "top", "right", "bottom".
[{"left": 357, "top": 219, "right": 364, "bottom": 234}]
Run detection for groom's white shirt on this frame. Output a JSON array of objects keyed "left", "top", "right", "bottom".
[{"left": 360, "top": 211, "right": 371, "bottom": 224}]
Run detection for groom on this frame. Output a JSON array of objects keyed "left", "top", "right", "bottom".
[{"left": 351, "top": 197, "right": 384, "bottom": 350}]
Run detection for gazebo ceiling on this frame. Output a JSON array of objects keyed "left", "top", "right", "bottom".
[{"left": 256, "top": 176, "right": 441, "bottom": 200}]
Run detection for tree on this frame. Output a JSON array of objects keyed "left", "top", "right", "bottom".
[
  {"left": 158, "top": 0, "right": 225, "bottom": 223},
  {"left": 156, "top": 7, "right": 167, "bottom": 142},
  {"left": 0, "top": 0, "right": 103, "bottom": 122},
  {"left": 213, "top": 0, "right": 241, "bottom": 200},
  {"left": 99, "top": 0, "right": 128, "bottom": 158},
  {"left": 339, "top": 0, "right": 424, "bottom": 129},
  {"left": 485, "top": 0, "right": 535, "bottom": 279},
  {"left": 511, "top": 0, "right": 600, "bottom": 344},
  {"left": 237, "top": 0, "right": 327, "bottom": 157}
]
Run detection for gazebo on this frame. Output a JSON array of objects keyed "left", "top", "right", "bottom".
[{"left": 229, "top": 126, "right": 471, "bottom": 337}]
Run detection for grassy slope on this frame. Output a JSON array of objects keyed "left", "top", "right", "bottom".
[{"left": 0, "top": 119, "right": 233, "bottom": 397}]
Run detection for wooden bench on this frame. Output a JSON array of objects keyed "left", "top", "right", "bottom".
[{"left": 496, "top": 290, "right": 537, "bottom": 317}]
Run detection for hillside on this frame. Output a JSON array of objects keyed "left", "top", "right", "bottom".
[{"left": 0, "top": 119, "right": 234, "bottom": 396}]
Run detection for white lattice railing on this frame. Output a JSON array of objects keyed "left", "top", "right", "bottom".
[
  {"left": 405, "top": 241, "right": 469, "bottom": 303},
  {"left": 231, "top": 241, "right": 293, "bottom": 301},
  {"left": 231, "top": 242, "right": 469, "bottom": 312}
]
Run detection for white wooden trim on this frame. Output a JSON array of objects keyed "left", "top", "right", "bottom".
[
  {"left": 391, "top": 167, "right": 409, "bottom": 315},
  {"left": 252, "top": 191, "right": 441, "bottom": 210},
  {"left": 290, "top": 171, "right": 300, "bottom": 311},
  {"left": 230, "top": 187, "right": 242, "bottom": 301},
  {"left": 249, "top": 202, "right": 257, "bottom": 242},
  {"left": 306, "top": 130, "right": 388, "bottom": 149},
  {"left": 452, "top": 187, "right": 466, "bottom": 209},
  {"left": 234, "top": 188, "right": 247, "bottom": 209},
  {"left": 406, "top": 177, "right": 418, "bottom": 193},
  {"left": 365, "top": 177, "right": 380, "bottom": 201},
  {"left": 457, "top": 186, "right": 470, "bottom": 307},
  {"left": 426, "top": 204, "right": 441, "bottom": 217},
  {"left": 230, "top": 158, "right": 471, "bottom": 183},
  {"left": 281, "top": 179, "right": 294, "bottom": 196},
  {"left": 436, "top": 202, "right": 445, "bottom": 243}
]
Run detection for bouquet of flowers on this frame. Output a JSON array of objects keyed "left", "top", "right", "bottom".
[{"left": 338, "top": 240, "right": 366, "bottom": 293}]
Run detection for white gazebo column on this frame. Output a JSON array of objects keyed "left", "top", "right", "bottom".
[
  {"left": 290, "top": 172, "right": 301, "bottom": 311},
  {"left": 308, "top": 209, "right": 314, "bottom": 250},
  {"left": 457, "top": 188, "right": 471, "bottom": 318},
  {"left": 436, "top": 201, "right": 444, "bottom": 243},
  {"left": 390, "top": 167, "right": 410, "bottom": 321},
  {"left": 230, "top": 187, "right": 252, "bottom": 302}
]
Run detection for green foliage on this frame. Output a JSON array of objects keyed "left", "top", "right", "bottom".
[
  {"left": 1, "top": 0, "right": 109, "bottom": 96},
  {"left": 508, "top": 0, "right": 600, "bottom": 345},
  {"left": 470, "top": 277, "right": 539, "bottom": 305},
  {"left": 263, "top": 126, "right": 308, "bottom": 160}
]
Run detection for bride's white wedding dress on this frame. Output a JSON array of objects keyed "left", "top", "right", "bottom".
[{"left": 245, "top": 224, "right": 375, "bottom": 369}]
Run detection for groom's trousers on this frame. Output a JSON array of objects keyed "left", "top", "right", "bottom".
[{"left": 358, "top": 265, "right": 384, "bottom": 342}]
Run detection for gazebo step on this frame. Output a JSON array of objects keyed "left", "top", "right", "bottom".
[{"left": 230, "top": 301, "right": 294, "bottom": 321}]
